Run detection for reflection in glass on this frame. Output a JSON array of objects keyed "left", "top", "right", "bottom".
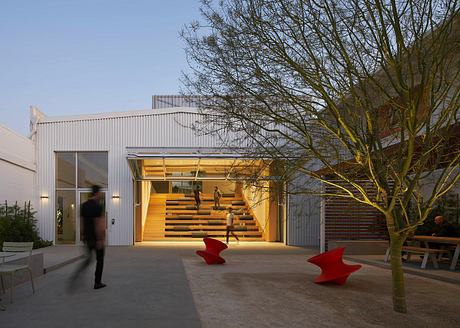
[
  {"left": 56, "top": 190, "right": 76, "bottom": 244},
  {"left": 78, "top": 152, "right": 108, "bottom": 188},
  {"left": 56, "top": 153, "right": 76, "bottom": 188},
  {"left": 171, "top": 181, "right": 202, "bottom": 194},
  {"left": 152, "top": 181, "right": 169, "bottom": 193}
]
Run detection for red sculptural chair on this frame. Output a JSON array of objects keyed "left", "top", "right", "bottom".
[
  {"left": 307, "top": 247, "right": 361, "bottom": 285},
  {"left": 196, "top": 237, "right": 228, "bottom": 264}
]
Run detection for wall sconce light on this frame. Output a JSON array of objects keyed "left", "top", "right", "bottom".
[
  {"left": 112, "top": 195, "right": 120, "bottom": 199},
  {"left": 40, "top": 195, "right": 49, "bottom": 199}
]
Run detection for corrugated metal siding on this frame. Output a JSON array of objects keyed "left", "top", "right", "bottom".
[
  {"left": 287, "top": 176, "right": 321, "bottom": 247},
  {"left": 36, "top": 112, "right": 220, "bottom": 245},
  {"left": 288, "top": 193, "right": 321, "bottom": 246}
]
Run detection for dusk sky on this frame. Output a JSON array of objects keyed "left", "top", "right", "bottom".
[{"left": 0, "top": 0, "right": 201, "bottom": 136}]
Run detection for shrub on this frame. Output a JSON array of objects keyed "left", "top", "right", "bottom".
[{"left": 0, "top": 201, "right": 53, "bottom": 249}]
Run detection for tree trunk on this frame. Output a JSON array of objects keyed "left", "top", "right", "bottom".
[{"left": 389, "top": 234, "right": 407, "bottom": 313}]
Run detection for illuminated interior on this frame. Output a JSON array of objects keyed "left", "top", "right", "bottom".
[{"left": 127, "top": 152, "right": 271, "bottom": 181}]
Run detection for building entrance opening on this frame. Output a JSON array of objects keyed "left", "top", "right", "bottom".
[{"left": 128, "top": 151, "right": 285, "bottom": 243}]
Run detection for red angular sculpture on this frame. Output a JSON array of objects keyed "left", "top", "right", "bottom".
[
  {"left": 307, "top": 247, "right": 361, "bottom": 285},
  {"left": 196, "top": 237, "right": 228, "bottom": 264}
]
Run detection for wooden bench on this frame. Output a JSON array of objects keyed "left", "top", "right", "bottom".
[{"left": 384, "top": 246, "right": 450, "bottom": 269}]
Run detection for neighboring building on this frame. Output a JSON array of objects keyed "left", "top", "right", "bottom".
[
  {"left": 314, "top": 15, "right": 460, "bottom": 251},
  {"left": 0, "top": 123, "right": 35, "bottom": 206}
]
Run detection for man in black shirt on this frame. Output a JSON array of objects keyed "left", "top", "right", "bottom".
[
  {"left": 432, "top": 215, "right": 457, "bottom": 237},
  {"left": 70, "top": 185, "right": 106, "bottom": 290}
]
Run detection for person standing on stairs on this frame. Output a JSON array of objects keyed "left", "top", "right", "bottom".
[
  {"left": 194, "top": 184, "right": 201, "bottom": 210},
  {"left": 213, "top": 186, "right": 222, "bottom": 209},
  {"left": 226, "top": 207, "right": 240, "bottom": 244}
]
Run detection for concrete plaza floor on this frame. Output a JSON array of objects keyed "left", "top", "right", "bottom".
[{"left": 0, "top": 242, "right": 460, "bottom": 327}]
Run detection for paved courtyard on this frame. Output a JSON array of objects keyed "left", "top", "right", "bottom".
[{"left": 1, "top": 243, "right": 459, "bottom": 327}]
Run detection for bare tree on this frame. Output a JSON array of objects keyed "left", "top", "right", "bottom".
[{"left": 182, "top": 0, "right": 460, "bottom": 313}]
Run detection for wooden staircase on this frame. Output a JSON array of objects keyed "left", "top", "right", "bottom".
[{"left": 143, "top": 193, "right": 264, "bottom": 241}]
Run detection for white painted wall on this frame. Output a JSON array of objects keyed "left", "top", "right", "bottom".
[
  {"left": 141, "top": 181, "right": 151, "bottom": 229},
  {"left": 0, "top": 124, "right": 35, "bottom": 206},
  {"left": 243, "top": 183, "right": 269, "bottom": 233}
]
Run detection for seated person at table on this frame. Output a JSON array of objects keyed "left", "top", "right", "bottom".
[
  {"left": 425, "top": 215, "right": 459, "bottom": 258},
  {"left": 431, "top": 215, "right": 457, "bottom": 237}
]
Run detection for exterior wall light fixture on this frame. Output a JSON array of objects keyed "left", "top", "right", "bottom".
[
  {"left": 40, "top": 195, "right": 49, "bottom": 199},
  {"left": 112, "top": 195, "right": 120, "bottom": 199}
]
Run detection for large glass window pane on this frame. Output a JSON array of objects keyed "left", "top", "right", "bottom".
[
  {"left": 152, "top": 181, "right": 169, "bottom": 193},
  {"left": 56, "top": 152, "right": 76, "bottom": 188},
  {"left": 171, "top": 181, "right": 202, "bottom": 194},
  {"left": 78, "top": 152, "right": 108, "bottom": 188},
  {"left": 56, "top": 190, "right": 76, "bottom": 244}
]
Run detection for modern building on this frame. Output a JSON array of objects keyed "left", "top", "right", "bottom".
[
  {"left": 4, "top": 96, "right": 456, "bottom": 253},
  {"left": 0, "top": 100, "right": 322, "bottom": 247}
]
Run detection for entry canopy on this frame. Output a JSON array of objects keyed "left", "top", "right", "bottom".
[{"left": 126, "top": 147, "right": 274, "bottom": 181}]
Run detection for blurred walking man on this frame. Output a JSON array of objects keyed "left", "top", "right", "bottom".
[{"left": 70, "top": 185, "right": 106, "bottom": 290}]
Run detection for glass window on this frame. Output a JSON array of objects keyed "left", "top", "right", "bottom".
[
  {"left": 55, "top": 190, "right": 76, "bottom": 244},
  {"left": 152, "top": 181, "right": 169, "bottom": 193},
  {"left": 171, "top": 181, "right": 202, "bottom": 194},
  {"left": 56, "top": 152, "right": 76, "bottom": 188},
  {"left": 78, "top": 152, "right": 108, "bottom": 188}
]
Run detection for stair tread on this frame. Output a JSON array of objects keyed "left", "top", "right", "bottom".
[
  {"left": 165, "top": 225, "right": 259, "bottom": 230},
  {"left": 164, "top": 230, "right": 262, "bottom": 235},
  {"left": 144, "top": 193, "right": 262, "bottom": 241}
]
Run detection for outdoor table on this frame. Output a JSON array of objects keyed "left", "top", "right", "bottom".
[
  {"left": 411, "top": 235, "right": 460, "bottom": 271},
  {"left": 0, "top": 252, "right": 16, "bottom": 310}
]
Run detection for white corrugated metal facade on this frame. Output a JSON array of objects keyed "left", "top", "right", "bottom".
[
  {"left": 35, "top": 108, "right": 221, "bottom": 245},
  {"left": 287, "top": 194, "right": 321, "bottom": 246},
  {"left": 34, "top": 107, "right": 320, "bottom": 246}
]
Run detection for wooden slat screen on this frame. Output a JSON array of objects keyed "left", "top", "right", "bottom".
[{"left": 325, "top": 180, "right": 389, "bottom": 250}]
